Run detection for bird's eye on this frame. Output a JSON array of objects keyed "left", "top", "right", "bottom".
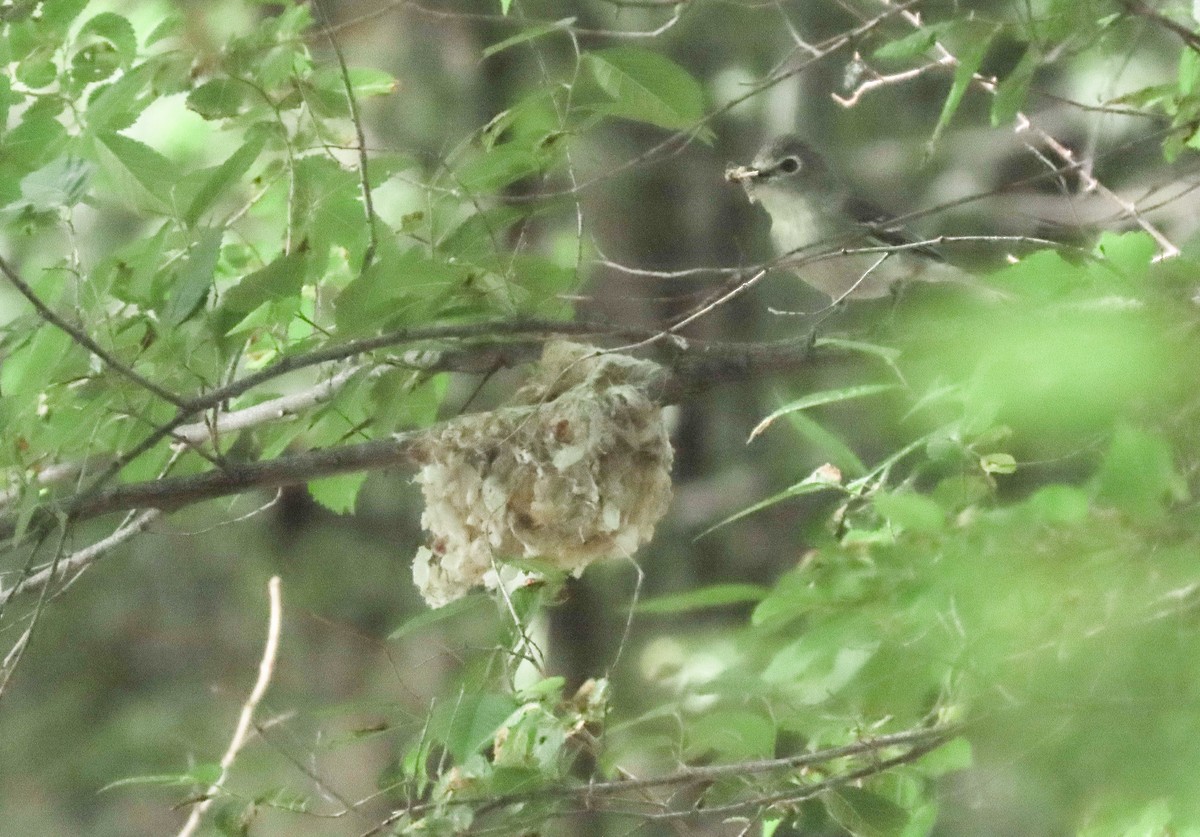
[{"left": 777, "top": 156, "right": 801, "bottom": 174}]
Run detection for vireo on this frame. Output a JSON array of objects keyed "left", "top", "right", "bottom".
[{"left": 726, "top": 135, "right": 958, "bottom": 301}]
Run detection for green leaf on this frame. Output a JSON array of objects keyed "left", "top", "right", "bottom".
[
  {"left": 916, "top": 736, "right": 973, "bottom": 776},
  {"left": 389, "top": 595, "right": 489, "bottom": 640},
  {"left": 582, "top": 47, "right": 707, "bottom": 133},
  {"left": 763, "top": 630, "right": 880, "bottom": 703},
  {"left": 930, "top": 27, "right": 997, "bottom": 149},
  {"left": 181, "top": 135, "right": 265, "bottom": 226},
  {"left": 80, "top": 12, "right": 136, "bottom": 61},
  {"left": 254, "top": 787, "right": 311, "bottom": 813},
  {"left": 164, "top": 227, "right": 223, "bottom": 326},
  {"left": 86, "top": 60, "right": 159, "bottom": 133},
  {"left": 637, "top": 583, "right": 769, "bottom": 614},
  {"left": 749, "top": 383, "right": 900, "bottom": 441},
  {"left": 873, "top": 27, "right": 939, "bottom": 61},
  {"left": 18, "top": 156, "right": 91, "bottom": 211},
  {"left": 873, "top": 491, "right": 945, "bottom": 533},
  {"left": 696, "top": 477, "right": 841, "bottom": 539},
  {"left": 1180, "top": 45, "right": 1200, "bottom": 98},
  {"left": 1096, "top": 230, "right": 1155, "bottom": 277},
  {"left": 93, "top": 132, "right": 176, "bottom": 214},
  {"left": 219, "top": 251, "right": 307, "bottom": 326},
  {"left": 41, "top": 0, "right": 89, "bottom": 29},
  {"left": 979, "top": 452, "right": 1016, "bottom": 475},
  {"left": 456, "top": 142, "right": 545, "bottom": 193},
  {"left": 345, "top": 66, "right": 399, "bottom": 98},
  {"left": 991, "top": 45, "right": 1039, "bottom": 127},
  {"left": 0, "top": 326, "right": 72, "bottom": 395},
  {"left": 99, "top": 763, "right": 222, "bottom": 792},
  {"left": 826, "top": 788, "right": 910, "bottom": 837},
  {"left": 432, "top": 693, "right": 520, "bottom": 763},
  {"left": 782, "top": 409, "right": 868, "bottom": 478},
  {"left": 685, "top": 709, "right": 775, "bottom": 760},
  {"left": 308, "top": 472, "right": 367, "bottom": 514},
  {"left": 1094, "top": 423, "right": 1185, "bottom": 519},
  {"left": 3, "top": 112, "right": 69, "bottom": 174},
  {"left": 186, "top": 78, "right": 247, "bottom": 120},
  {"left": 483, "top": 18, "right": 575, "bottom": 59},
  {"left": 335, "top": 245, "right": 466, "bottom": 334},
  {"left": 1026, "top": 484, "right": 1090, "bottom": 524},
  {"left": 72, "top": 11, "right": 137, "bottom": 83},
  {"left": 16, "top": 54, "right": 57, "bottom": 89}
]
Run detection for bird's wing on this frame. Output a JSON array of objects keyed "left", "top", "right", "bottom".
[{"left": 843, "top": 195, "right": 945, "bottom": 262}]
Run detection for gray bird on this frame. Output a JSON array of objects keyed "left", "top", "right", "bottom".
[{"left": 726, "top": 135, "right": 959, "bottom": 301}]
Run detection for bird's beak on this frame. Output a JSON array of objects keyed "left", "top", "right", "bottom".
[{"left": 724, "top": 164, "right": 761, "bottom": 183}]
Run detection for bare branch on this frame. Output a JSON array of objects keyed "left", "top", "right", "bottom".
[
  {"left": 2, "top": 510, "right": 162, "bottom": 599},
  {"left": 1119, "top": 0, "right": 1200, "bottom": 54},
  {"left": 176, "top": 576, "right": 283, "bottom": 837}
]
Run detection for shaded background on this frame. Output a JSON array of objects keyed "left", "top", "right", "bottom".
[{"left": 3, "top": 0, "right": 1200, "bottom": 835}]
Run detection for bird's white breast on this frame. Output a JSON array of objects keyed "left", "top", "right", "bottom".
[{"left": 750, "top": 184, "right": 829, "bottom": 255}]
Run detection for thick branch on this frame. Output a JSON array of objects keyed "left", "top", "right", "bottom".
[{"left": 0, "top": 335, "right": 817, "bottom": 545}]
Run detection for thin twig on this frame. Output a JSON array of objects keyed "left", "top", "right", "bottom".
[
  {"left": 177, "top": 576, "right": 284, "bottom": 837},
  {"left": 312, "top": 0, "right": 379, "bottom": 273},
  {"left": 1119, "top": 0, "right": 1200, "bottom": 54},
  {"left": 3, "top": 509, "right": 162, "bottom": 599}
]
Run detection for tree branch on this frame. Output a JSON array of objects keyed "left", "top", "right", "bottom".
[
  {"left": 0, "top": 334, "right": 819, "bottom": 551},
  {"left": 1119, "top": 0, "right": 1200, "bottom": 54}
]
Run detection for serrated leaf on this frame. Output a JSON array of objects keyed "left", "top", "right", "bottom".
[
  {"left": 254, "top": 787, "right": 311, "bottom": 813},
  {"left": 685, "top": 709, "right": 775, "bottom": 760},
  {"left": 873, "top": 27, "right": 938, "bottom": 61},
  {"left": 980, "top": 452, "right": 1016, "bottom": 475},
  {"left": 637, "top": 583, "right": 769, "bottom": 614},
  {"left": 696, "top": 478, "right": 841, "bottom": 540},
  {"left": 749, "top": 383, "right": 899, "bottom": 441},
  {"left": 456, "top": 142, "right": 544, "bottom": 193},
  {"left": 389, "top": 595, "right": 488, "bottom": 640},
  {"left": 432, "top": 693, "right": 520, "bottom": 763},
  {"left": 991, "top": 45, "right": 1039, "bottom": 126},
  {"left": 93, "top": 132, "right": 176, "bottom": 214},
  {"left": 783, "top": 409, "right": 868, "bottom": 478},
  {"left": 18, "top": 156, "right": 91, "bottom": 211},
  {"left": 346, "top": 66, "right": 399, "bottom": 97},
  {"left": 930, "top": 27, "right": 997, "bottom": 149},
  {"left": 308, "top": 471, "right": 367, "bottom": 514},
  {"left": 164, "top": 227, "right": 223, "bottom": 326},
  {"left": 86, "top": 61, "right": 159, "bottom": 133},
  {"left": 77, "top": 12, "right": 137, "bottom": 64},
  {"left": 583, "top": 47, "right": 706, "bottom": 132},
  {"left": 873, "top": 491, "right": 945, "bottom": 533},
  {"left": 483, "top": 18, "right": 575, "bottom": 58},
  {"left": 99, "top": 763, "right": 222, "bottom": 792},
  {"left": 182, "top": 135, "right": 265, "bottom": 226},
  {"left": 4, "top": 113, "right": 69, "bottom": 173},
  {"left": 335, "top": 246, "right": 466, "bottom": 334},
  {"left": 187, "top": 78, "right": 247, "bottom": 120},
  {"left": 220, "top": 251, "right": 307, "bottom": 324},
  {"left": 826, "top": 788, "right": 910, "bottom": 837}
]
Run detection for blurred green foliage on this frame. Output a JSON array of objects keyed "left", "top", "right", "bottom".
[{"left": 2, "top": 1, "right": 1200, "bottom": 835}]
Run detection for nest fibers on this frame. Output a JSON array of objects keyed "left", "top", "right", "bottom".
[{"left": 411, "top": 341, "right": 674, "bottom": 608}]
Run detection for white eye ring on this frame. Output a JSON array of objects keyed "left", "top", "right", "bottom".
[{"left": 777, "top": 156, "right": 801, "bottom": 174}]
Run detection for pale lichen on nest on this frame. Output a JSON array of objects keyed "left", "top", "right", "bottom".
[{"left": 411, "top": 341, "right": 674, "bottom": 608}]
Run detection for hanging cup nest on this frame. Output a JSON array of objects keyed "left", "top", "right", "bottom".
[{"left": 411, "top": 341, "right": 674, "bottom": 608}]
